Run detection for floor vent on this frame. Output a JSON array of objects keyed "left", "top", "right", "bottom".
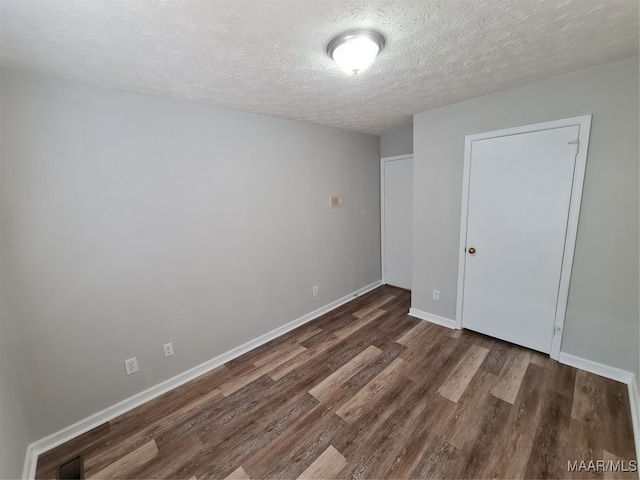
[{"left": 58, "top": 456, "right": 83, "bottom": 480}]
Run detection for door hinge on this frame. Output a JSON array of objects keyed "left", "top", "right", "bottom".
[
  {"left": 552, "top": 325, "right": 562, "bottom": 335},
  {"left": 568, "top": 138, "right": 579, "bottom": 153}
]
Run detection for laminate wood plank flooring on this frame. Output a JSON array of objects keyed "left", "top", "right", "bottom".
[
  {"left": 297, "top": 445, "right": 346, "bottom": 480},
  {"left": 437, "top": 344, "right": 489, "bottom": 403},
  {"left": 35, "top": 285, "right": 637, "bottom": 479},
  {"left": 225, "top": 467, "right": 249, "bottom": 480},
  {"left": 490, "top": 349, "right": 532, "bottom": 404}
]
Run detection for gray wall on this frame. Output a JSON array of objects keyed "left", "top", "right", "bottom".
[
  {"left": 380, "top": 125, "right": 413, "bottom": 157},
  {"left": 0, "top": 292, "right": 31, "bottom": 479},
  {"left": 0, "top": 68, "right": 381, "bottom": 476},
  {"left": 413, "top": 57, "right": 639, "bottom": 378}
]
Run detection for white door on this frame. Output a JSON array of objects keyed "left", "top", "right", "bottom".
[
  {"left": 382, "top": 156, "right": 413, "bottom": 289},
  {"left": 459, "top": 123, "right": 585, "bottom": 354}
]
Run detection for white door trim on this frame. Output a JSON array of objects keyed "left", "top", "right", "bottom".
[
  {"left": 381, "top": 154, "right": 413, "bottom": 285},
  {"left": 455, "top": 115, "right": 592, "bottom": 360}
]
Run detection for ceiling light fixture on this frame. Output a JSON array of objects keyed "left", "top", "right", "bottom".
[{"left": 327, "top": 30, "right": 385, "bottom": 75}]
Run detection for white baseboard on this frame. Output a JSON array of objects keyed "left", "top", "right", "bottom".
[
  {"left": 629, "top": 375, "right": 640, "bottom": 465},
  {"left": 22, "top": 279, "right": 382, "bottom": 480},
  {"left": 408, "top": 308, "right": 457, "bottom": 330},
  {"left": 22, "top": 444, "right": 37, "bottom": 480},
  {"left": 558, "top": 352, "right": 634, "bottom": 384}
]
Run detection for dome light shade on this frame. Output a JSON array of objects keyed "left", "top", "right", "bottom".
[{"left": 327, "top": 30, "right": 385, "bottom": 75}]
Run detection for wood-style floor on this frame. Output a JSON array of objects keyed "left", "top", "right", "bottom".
[{"left": 36, "top": 286, "right": 637, "bottom": 479}]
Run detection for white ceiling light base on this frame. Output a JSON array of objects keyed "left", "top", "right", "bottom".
[{"left": 327, "top": 30, "right": 385, "bottom": 75}]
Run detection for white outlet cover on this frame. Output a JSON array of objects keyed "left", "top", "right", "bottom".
[
  {"left": 163, "top": 343, "right": 174, "bottom": 357},
  {"left": 124, "top": 357, "right": 138, "bottom": 375},
  {"left": 330, "top": 195, "right": 343, "bottom": 208}
]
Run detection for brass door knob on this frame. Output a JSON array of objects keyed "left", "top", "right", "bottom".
[{"left": 468, "top": 247, "right": 476, "bottom": 254}]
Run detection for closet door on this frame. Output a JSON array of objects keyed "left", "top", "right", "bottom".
[
  {"left": 458, "top": 118, "right": 590, "bottom": 355},
  {"left": 382, "top": 155, "right": 413, "bottom": 290}
]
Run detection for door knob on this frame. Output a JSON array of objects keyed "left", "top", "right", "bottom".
[{"left": 467, "top": 247, "right": 476, "bottom": 254}]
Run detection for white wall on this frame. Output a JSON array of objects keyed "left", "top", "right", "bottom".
[
  {"left": 413, "top": 57, "right": 639, "bottom": 379},
  {"left": 380, "top": 125, "right": 413, "bottom": 158},
  {"left": 0, "top": 68, "right": 381, "bottom": 476}
]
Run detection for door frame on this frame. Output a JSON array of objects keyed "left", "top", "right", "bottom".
[
  {"left": 455, "top": 115, "right": 592, "bottom": 360},
  {"left": 381, "top": 154, "right": 413, "bottom": 286}
]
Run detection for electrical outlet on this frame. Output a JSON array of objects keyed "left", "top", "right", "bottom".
[
  {"left": 313, "top": 286, "right": 319, "bottom": 297},
  {"left": 433, "top": 289, "right": 440, "bottom": 301},
  {"left": 124, "top": 357, "right": 138, "bottom": 376},
  {"left": 163, "top": 342, "right": 174, "bottom": 358}
]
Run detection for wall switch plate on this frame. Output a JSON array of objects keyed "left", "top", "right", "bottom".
[
  {"left": 433, "top": 289, "right": 440, "bottom": 301},
  {"left": 124, "top": 357, "right": 138, "bottom": 376},
  {"left": 330, "top": 195, "right": 343, "bottom": 208},
  {"left": 313, "top": 286, "right": 319, "bottom": 297},
  {"left": 163, "top": 342, "right": 174, "bottom": 357}
]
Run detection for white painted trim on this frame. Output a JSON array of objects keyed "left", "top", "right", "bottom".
[
  {"left": 381, "top": 154, "right": 414, "bottom": 162},
  {"left": 380, "top": 154, "right": 413, "bottom": 286},
  {"left": 558, "top": 352, "right": 633, "bottom": 384},
  {"left": 456, "top": 115, "right": 592, "bottom": 360},
  {"left": 22, "top": 280, "right": 382, "bottom": 480},
  {"left": 629, "top": 376, "right": 640, "bottom": 464},
  {"left": 549, "top": 116, "right": 592, "bottom": 360},
  {"left": 455, "top": 133, "right": 473, "bottom": 330},
  {"left": 23, "top": 444, "right": 37, "bottom": 480},
  {"left": 380, "top": 157, "right": 386, "bottom": 285},
  {"left": 629, "top": 374, "right": 640, "bottom": 464},
  {"left": 408, "top": 308, "right": 457, "bottom": 330}
]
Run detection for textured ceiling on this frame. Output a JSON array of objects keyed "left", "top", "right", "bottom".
[{"left": 1, "top": 0, "right": 638, "bottom": 135}]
